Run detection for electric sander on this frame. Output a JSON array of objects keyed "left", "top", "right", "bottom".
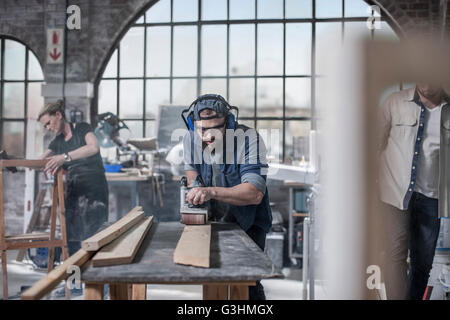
[{"left": 180, "top": 176, "right": 210, "bottom": 225}]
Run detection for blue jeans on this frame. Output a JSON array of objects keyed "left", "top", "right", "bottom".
[{"left": 384, "top": 192, "right": 440, "bottom": 300}]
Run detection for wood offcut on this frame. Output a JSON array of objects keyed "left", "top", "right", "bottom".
[
  {"left": 173, "top": 225, "right": 211, "bottom": 268},
  {"left": 92, "top": 216, "right": 153, "bottom": 267},
  {"left": 82, "top": 206, "right": 144, "bottom": 251}
]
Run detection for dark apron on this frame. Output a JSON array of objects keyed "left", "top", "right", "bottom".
[
  {"left": 65, "top": 172, "right": 108, "bottom": 241},
  {"left": 64, "top": 123, "right": 109, "bottom": 242}
]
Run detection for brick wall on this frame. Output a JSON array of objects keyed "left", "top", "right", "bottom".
[
  {"left": 0, "top": 0, "right": 447, "bottom": 103},
  {"left": 0, "top": 0, "right": 157, "bottom": 83}
]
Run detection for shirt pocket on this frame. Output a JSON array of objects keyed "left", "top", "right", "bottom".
[{"left": 391, "top": 113, "right": 418, "bottom": 141}]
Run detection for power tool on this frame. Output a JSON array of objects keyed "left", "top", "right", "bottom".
[{"left": 180, "top": 176, "right": 210, "bottom": 225}]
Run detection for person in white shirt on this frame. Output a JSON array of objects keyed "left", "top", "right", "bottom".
[{"left": 379, "top": 84, "right": 449, "bottom": 300}]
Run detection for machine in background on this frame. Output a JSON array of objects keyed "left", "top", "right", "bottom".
[{"left": 94, "top": 112, "right": 158, "bottom": 169}]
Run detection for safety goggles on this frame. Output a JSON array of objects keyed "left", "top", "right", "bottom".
[{"left": 195, "top": 121, "right": 226, "bottom": 133}]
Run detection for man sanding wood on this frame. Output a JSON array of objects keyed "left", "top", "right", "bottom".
[{"left": 182, "top": 94, "right": 273, "bottom": 300}]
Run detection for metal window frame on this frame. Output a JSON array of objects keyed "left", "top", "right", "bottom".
[
  {"left": 0, "top": 36, "right": 44, "bottom": 158},
  {"left": 98, "top": 0, "right": 392, "bottom": 162}
]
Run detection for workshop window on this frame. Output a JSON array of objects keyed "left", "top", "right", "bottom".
[
  {"left": 97, "top": 0, "right": 398, "bottom": 162},
  {"left": 0, "top": 37, "right": 45, "bottom": 158}
]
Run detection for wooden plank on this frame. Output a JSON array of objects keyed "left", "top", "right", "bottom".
[
  {"left": 82, "top": 206, "right": 144, "bottom": 251},
  {"left": 5, "top": 232, "right": 49, "bottom": 242},
  {"left": 131, "top": 284, "right": 146, "bottom": 300},
  {"left": 91, "top": 216, "right": 153, "bottom": 267},
  {"left": 283, "top": 180, "right": 308, "bottom": 187},
  {"left": 203, "top": 284, "right": 228, "bottom": 300},
  {"left": 292, "top": 212, "right": 309, "bottom": 217},
  {"left": 84, "top": 283, "right": 104, "bottom": 300},
  {"left": 229, "top": 285, "right": 249, "bottom": 300},
  {"left": 0, "top": 159, "right": 47, "bottom": 169},
  {"left": 173, "top": 225, "right": 211, "bottom": 268},
  {"left": 6, "top": 240, "right": 64, "bottom": 250},
  {"left": 109, "top": 283, "right": 130, "bottom": 300},
  {"left": 21, "top": 248, "right": 94, "bottom": 300}
]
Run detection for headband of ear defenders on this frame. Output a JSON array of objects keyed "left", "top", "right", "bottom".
[
  {"left": 192, "top": 95, "right": 229, "bottom": 120},
  {"left": 181, "top": 94, "right": 239, "bottom": 130}
]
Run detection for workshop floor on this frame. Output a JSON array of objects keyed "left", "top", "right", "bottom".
[{"left": 0, "top": 250, "right": 328, "bottom": 300}]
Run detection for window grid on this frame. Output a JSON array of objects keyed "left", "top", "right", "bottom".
[
  {"left": 98, "top": 0, "right": 390, "bottom": 161},
  {"left": 0, "top": 37, "right": 44, "bottom": 157}
]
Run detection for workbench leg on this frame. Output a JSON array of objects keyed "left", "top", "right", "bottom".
[
  {"left": 229, "top": 285, "right": 249, "bottom": 300},
  {"left": 110, "top": 283, "right": 131, "bottom": 300},
  {"left": 203, "top": 284, "right": 228, "bottom": 300},
  {"left": 84, "top": 283, "right": 104, "bottom": 300},
  {"left": 131, "top": 284, "right": 147, "bottom": 300},
  {"left": 1, "top": 250, "right": 8, "bottom": 300}
]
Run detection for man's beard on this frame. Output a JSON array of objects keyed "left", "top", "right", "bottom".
[
  {"left": 417, "top": 86, "right": 442, "bottom": 100},
  {"left": 202, "top": 137, "right": 225, "bottom": 156}
]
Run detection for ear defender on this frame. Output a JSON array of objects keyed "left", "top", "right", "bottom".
[
  {"left": 227, "top": 113, "right": 236, "bottom": 130},
  {"left": 181, "top": 94, "right": 239, "bottom": 131},
  {"left": 187, "top": 113, "right": 195, "bottom": 131}
]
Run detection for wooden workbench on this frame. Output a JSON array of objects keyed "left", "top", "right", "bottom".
[
  {"left": 81, "top": 222, "right": 283, "bottom": 300},
  {"left": 105, "top": 172, "right": 164, "bottom": 209}
]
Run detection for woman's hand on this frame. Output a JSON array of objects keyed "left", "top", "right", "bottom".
[{"left": 44, "top": 154, "right": 65, "bottom": 175}]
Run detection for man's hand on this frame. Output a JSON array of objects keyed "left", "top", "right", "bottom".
[
  {"left": 44, "top": 154, "right": 65, "bottom": 175},
  {"left": 186, "top": 187, "right": 214, "bottom": 206}
]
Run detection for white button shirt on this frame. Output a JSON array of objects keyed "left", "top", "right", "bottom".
[{"left": 378, "top": 87, "right": 450, "bottom": 215}]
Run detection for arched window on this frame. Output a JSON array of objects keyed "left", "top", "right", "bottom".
[
  {"left": 97, "top": 0, "right": 398, "bottom": 162},
  {"left": 0, "top": 36, "right": 45, "bottom": 157}
]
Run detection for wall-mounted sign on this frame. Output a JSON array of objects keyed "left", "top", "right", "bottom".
[{"left": 47, "top": 28, "right": 64, "bottom": 64}]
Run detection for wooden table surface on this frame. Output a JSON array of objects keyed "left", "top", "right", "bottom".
[{"left": 81, "top": 222, "right": 283, "bottom": 300}]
